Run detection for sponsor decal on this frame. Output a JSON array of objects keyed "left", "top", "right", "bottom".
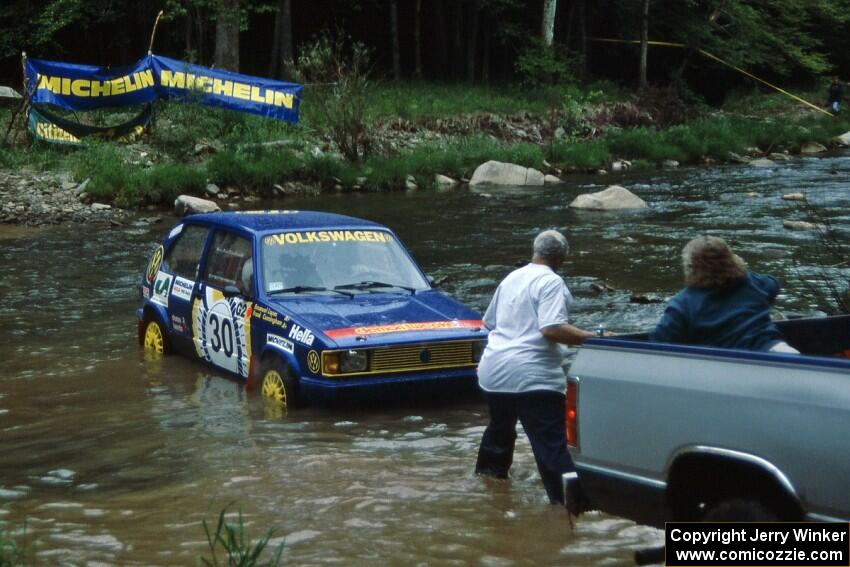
[
  {"left": 307, "top": 350, "right": 320, "bottom": 374},
  {"left": 142, "top": 286, "right": 150, "bottom": 299},
  {"left": 263, "top": 230, "right": 393, "bottom": 246},
  {"left": 168, "top": 224, "right": 184, "bottom": 239},
  {"left": 152, "top": 271, "right": 173, "bottom": 306},
  {"left": 171, "top": 276, "right": 194, "bottom": 302},
  {"left": 267, "top": 333, "right": 294, "bottom": 354},
  {"left": 171, "top": 314, "right": 188, "bottom": 333},
  {"left": 146, "top": 245, "right": 164, "bottom": 283},
  {"left": 323, "top": 319, "right": 484, "bottom": 339},
  {"left": 251, "top": 304, "right": 287, "bottom": 329},
  {"left": 288, "top": 323, "right": 315, "bottom": 346}
]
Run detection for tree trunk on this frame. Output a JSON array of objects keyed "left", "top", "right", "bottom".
[
  {"left": 433, "top": 0, "right": 448, "bottom": 78},
  {"left": 541, "top": 0, "right": 557, "bottom": 46},
  {"left": 391, "top": 0, "right": 401, "bottom": 80},
  {"left": 278, "top": 0, "right": 293, "bottom": 79},
  {"left": 214, "top": 0, "right": 240, "bottom": 72},
  {"left": 465, "top": 1, "right": 479, "bottom": 84},
  {"left": 268, "top": 0, "right": 293, "bottom": 79},
  {"left": 578, "top": 0, "right": 587, "bottom": 79},
  {"left": 414, "top": 0, "right": 423, "bottom": 79},
  {"left": 481, "top": 11, "right": 490, "bottom": 84},
  {"left": 565, "top": 0, "right": 576, "bottom": 50},
  {"left": 639, "top": 0, "right": 649, "bottom": 91},
  {"left": 450, "top": 1, "right": 463, "bottom": 80},
  {"left": 184, "top": 0, "right": 193, "bottom": 59}
]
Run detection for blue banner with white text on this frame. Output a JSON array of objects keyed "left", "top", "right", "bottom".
[{"left": 25, "top": 54, "right": 302, "bottom": 122}]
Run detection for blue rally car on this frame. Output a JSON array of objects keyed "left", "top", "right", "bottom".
[{"left": 137, "top": 210, "right": 486, "bottom": 407}]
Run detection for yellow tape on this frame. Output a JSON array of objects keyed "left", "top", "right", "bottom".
[{"left": 592, "top": 38, "right": 833, "bottom": 117}]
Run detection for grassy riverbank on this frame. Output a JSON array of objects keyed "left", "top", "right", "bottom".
[{"left": 2, "top": 81, "right": 849, "bottom": 209}]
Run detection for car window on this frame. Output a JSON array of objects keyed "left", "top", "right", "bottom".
[
  {"left": 204, "top": 231, "right": 253, "bottom": 297},
  {"left": 261, "top": 229, "right": 429, "bottom": 293},
  {"left": 162, "top": 225, "right": 208, "bottom": 280}
]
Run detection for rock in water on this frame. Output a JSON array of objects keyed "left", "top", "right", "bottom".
[
  {"left": 569, "top": 185, "right": 648, "bottom": 210},
  {"left": 469, "top": 160, "right": 544, "bottom": 186},
  {"left": 174, "top": 195, "right": 221, "bottom": 217}
]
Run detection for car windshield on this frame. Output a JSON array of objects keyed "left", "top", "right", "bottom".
[{"left": 261, "top": 229, "right": 430, "bottom": 294}]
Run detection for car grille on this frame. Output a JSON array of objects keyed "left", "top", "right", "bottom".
[{"left": 369, "top": 341, "right": 475, "bottom": 373}]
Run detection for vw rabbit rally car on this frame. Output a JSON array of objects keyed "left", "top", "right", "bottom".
[{"left": 138, "top": 210, "right": 487, "bottom": 407}]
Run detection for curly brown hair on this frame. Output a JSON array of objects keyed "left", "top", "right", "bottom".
[{"left": 681, "top": 236, "right": 747, "bottom": 288}]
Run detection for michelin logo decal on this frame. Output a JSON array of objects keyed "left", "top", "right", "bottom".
[{"left": 267, "top": 333, "right": 294, "bottom": 353}]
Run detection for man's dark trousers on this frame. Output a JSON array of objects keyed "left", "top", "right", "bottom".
[{"left": 475, "top": 389, "right": 576, "bottom": 504}]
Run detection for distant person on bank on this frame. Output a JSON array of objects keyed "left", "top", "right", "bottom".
[
  {"left": 828, "top": 76, "right": 846, "bottom": 114},
  {"left": 475, "top": 229, "right": 610, "bottom": 514},
  {"left": 651, "top": 235, "right": 798, "bottom": 353}
]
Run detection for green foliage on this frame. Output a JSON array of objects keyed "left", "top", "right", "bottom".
[
  {"left": 123, "top": 164, "right": 205, "bottom": 207},
  {"left": 294, "top": 33, "right": 372, "bottom": 161},
  {"left": 364, "top": 83, "right": 550, "bottom": 120},
  {"left": 515, "top": 39, "right": 577, "bottom": 88},
  {"left": 200, "top": 506, "right": 283, "bottom": 567},
  {"left": 547, "top": 139, "right": 611, "bottom": 169},
  {"left": 0, "top": 521, "right": 33, "bottom": 566},
  {"left": 207, "top": 148, "right": 301, "bottom": 188}
]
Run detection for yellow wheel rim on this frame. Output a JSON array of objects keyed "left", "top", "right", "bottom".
[
  {"left": 261, "top": 370, "right": 287, "bottom": 406},
  {"left": 144, "top": 322, "right": 164, "bottom": 353}
]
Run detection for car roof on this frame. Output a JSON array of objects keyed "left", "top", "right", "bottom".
[{"left": 184, "top": 210, "right": 386, "bottom": 234}]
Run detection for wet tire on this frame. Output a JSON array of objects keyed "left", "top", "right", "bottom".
[
  {"left": 259, "top": 357, "right": 299, "bottom": 409},
  {"left": 143, "top": 318, "right": 170, "bottom": 355},
  {"left": 703, "top": 499, "right": 778, "bottom": 522}
]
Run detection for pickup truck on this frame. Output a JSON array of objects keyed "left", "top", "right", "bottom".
[{"left": 563, "top": 314, "right": 850, "bottom": 525}]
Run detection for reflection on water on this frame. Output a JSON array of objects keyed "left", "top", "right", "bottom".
[{"left": 2, "top": 154, "right": 849, "bottom": 564}]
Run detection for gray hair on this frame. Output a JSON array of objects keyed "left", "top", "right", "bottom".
[{"left": 533, "top": 229, "right": 569, "bottom": 260}]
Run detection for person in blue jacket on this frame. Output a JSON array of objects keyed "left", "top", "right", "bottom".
[{"left": 651, "top": 235, "right": 798, "bottom": 353}]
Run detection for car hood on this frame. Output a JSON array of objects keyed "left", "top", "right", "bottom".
[{"left": 269, "top": 290, "right": 485, "bottom": 347}]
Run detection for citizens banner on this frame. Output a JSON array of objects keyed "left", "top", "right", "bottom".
[{"left": 24, "top": 54, "right": 302, "bottom": 123}]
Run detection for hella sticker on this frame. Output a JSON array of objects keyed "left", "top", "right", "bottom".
[
  {"left": 267, "top": 333, "right": 294, "bottom": 354},
  {"left": 288, "top": 323, "right": 315, "bottom": 346}
]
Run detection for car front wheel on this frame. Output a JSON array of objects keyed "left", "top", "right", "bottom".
[{"left": 259, "top": 357, "right": 299, "bottom": 409}]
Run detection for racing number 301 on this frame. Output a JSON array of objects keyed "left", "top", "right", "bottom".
[{"left": 209, "top": 313, "right": 234, "bottom": 357}]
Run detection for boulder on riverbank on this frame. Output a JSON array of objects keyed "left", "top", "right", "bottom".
[
  {"left": 569, "top": 185, "right": 648, "bottom": 210},
  {"left": 836, "top": 131, "right": 850, "bottom": 147},
  {"left": 801, "top": 142, "right": 828, "bottom": 154},
  {"left": 174, "top": 195, "right": 220, "bottom": 217},
  {"left": 469, "top": 160, "right": 544, "bottom": 186}
]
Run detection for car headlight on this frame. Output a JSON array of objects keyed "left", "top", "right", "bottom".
[
  {"left": 340, "top": 349, "right": 368, "bottom": 373},
  {"left": 472, "top": 340, "right": 486, "bottom": 362}
]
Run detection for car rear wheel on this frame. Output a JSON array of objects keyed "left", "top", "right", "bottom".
[
  {"left": 143, "top": 319, "right": 169, "bottom": 355},
  {"left": 259, "top": 357, "right": 299, "bottom": 409}
]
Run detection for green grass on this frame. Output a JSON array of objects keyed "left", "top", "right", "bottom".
[
  {"left": 0, "top": 522, "right": 33, "bottom": 567},
  {"left": 201, "top": 506, "right": 283, "bottom": 567}
]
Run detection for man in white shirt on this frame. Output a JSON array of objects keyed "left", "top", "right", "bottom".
[{"left": 475, "top": 229, "right": 603, "bottom": 512}]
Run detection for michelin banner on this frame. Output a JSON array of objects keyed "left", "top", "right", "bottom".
[{"left": 25, "top": 54, "right": 302, "bottom": 122}]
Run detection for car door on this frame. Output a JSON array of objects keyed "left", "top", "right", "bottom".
[
  {"left": 160, "top": 224, "right": 210, "bottom": 341},
  {"left": 192, "top": 230, "right": 254, "bottom": 378}
]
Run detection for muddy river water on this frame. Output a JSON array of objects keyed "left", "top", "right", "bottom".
[{"left": 2, "top": 154, "right": 849, "bottom": 565}]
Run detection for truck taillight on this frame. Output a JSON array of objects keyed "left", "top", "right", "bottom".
[{"left": 566, "top": 378, "right": 579, "bottom": 449}]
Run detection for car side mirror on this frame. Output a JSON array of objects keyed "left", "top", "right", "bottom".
[
  {"left": 427, "top": 275, "right": 436, "bottom": 287},
  {"left": 223, "top": 284, "right": 242, "bottom": 298}
]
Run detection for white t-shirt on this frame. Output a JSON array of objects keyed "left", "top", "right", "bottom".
[{"left": 477, "top": 262, "right": 573, "bottom": 393}]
